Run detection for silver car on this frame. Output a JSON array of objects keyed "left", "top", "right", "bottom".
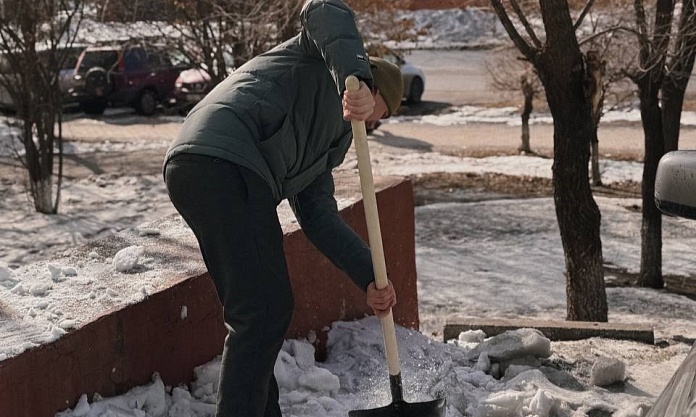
[{"left": 368, "top": 45, "right": 426, "bottom": 104}]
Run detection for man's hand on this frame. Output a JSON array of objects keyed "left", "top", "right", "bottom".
[
  {"left": 366, "top": 280, "right": 397, "bottom": 318},
  {"left": 342, "top": 80, "right": 375, "bottom": 121}
]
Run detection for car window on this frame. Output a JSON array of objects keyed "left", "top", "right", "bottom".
[
  {"left": 79, "top": 50, "right": 119, "bottom": 72},
  {"left": 61, "top": 48, "right": 83, "bottom": 70},
  {"left": 147, "top": 50, "right": 170, "bottom": 68},
  {"left": 124, "top": 48, "right": 147, "bottom": 71},
  {"left": 168, "top": 50, "right": 192, "bottom": 68},
  {"left": 37, "top": 47, "right": 84, "bottom": 70}
]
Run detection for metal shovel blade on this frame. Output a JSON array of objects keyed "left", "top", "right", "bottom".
[{"left": 348, "top": 398, "right": 446, "bottom": 417}]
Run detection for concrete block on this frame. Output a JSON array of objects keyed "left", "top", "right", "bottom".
[
  {"left": 0, "top": 174, "right": 419, "bottom": 417},
  {"left": 443, "top": 318, "right": 654, "bottom": 344}
]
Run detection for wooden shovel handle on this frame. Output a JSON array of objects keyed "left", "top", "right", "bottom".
[{"left": 346, "top": 75, "right": 401, "bottom": 377}]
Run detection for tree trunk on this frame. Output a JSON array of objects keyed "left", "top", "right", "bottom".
[
  {"left": 537, "top": 2, "right": 607, "bottom": 322},
  {"left": 632, "top": 0, "right": 674, "bottom": 288},
  {"left": 662, "top": 83, "right": 686, "bottom": 153},
  {"left": 23, "top": 118, "right": 56, "bottom": 214},
  {"left": 546, "top": 87, "right": 607, "bottom": 321},
  {"left": 491, "top": 0, "right": 607, "bottom": 322},
  {"left": 519, "top": 75, "right": 533, "bottom": 154},
  {"left": 586, "top": 51, "right": 603, "bottom": 186},
  {"left": 638, "top": 87, "right": 664, "bottom": 288}
]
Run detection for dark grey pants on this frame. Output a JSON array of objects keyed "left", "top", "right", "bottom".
[{"left": 165, "top": 154, "right": 294, "bottom": 417}]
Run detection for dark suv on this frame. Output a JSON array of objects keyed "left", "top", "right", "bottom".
[{"left": 69, "top": 44, "right": 186, "bottom": 116}]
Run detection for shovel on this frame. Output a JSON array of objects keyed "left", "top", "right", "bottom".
[{"left": 345, "top": 76, "right": 447, "bottom": 417}]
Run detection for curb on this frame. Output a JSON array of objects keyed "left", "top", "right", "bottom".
[{"left": 443, "top": 318, "right": 655, "bottom": 344}]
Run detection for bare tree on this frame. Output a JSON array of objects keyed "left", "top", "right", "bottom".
[
  {"left": 0, "top": 0, "right": 84, "bottom": 213},
  {"left": 491, "top": 0, "right": 608, "bottom": 322},
  {"left": 660, "top": 0, "right": 696, "bottom": 153},
  {"left": 91, "top": 0, "right": 420, "bottom": 105},
  {"left": 486, "top": 10, "right": 623, "bottom": 176},
  {"left": 486, "top": 48, "right": 544, "bottom": 154},
  {"left": 100, "top": 0, "right": 303, "bottom": 88},
  {"left": 623, "top": 0, "right": 696, "bottom": 288},
  {"left": 149, "top": 0, "right": 418, "bottom": 90},
  {"left": 576, "top": 11, "right": 620, "bottom": 187}
]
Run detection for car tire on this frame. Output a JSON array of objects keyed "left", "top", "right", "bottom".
[
  {"left": 80, "top": 98, "right": 107, "bottom": 115},
  {"left": 135, "top": 89, "right": 157, "bottom": 116},
  {"left": 84, "top": 67, "right": 110, "bottom": 97},
  {"left": 407, "top": 77, "right": 424, "bottom": 104}
]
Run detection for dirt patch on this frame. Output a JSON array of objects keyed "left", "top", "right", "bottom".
[
  {"left": 411, "top": 171, "right": 551, "bottom": 204},
  {"left": 410, "top": 170, "right": 640, "bottom": 206}
]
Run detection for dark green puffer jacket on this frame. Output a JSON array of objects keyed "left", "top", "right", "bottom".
[
  {"left": 165, "top": 0, "right": 373, "bottom": 202},
  {"left": 164, "top": 0, "right": 378, "bottom": 291}
]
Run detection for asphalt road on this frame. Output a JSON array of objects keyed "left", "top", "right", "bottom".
[
  {"left": 406, "top": 49, "right": 498, "bottom": 106},
  {"left": 406, "top": 49, "right": 696, "bottom": 107}
]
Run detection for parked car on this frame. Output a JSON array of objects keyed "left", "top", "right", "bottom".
[
  {"left": 0, "top": 45, "right": 86, "bottom": 111},
  {"left": 170, "top": 52, "right": 234, "bottom": 114},
  {"left": 367, "top": 44, "right": 426, "bottom": 104},
  {"left": 169, "top": 67, "right": 212, "bottom": 114},
  {"left": 69, "top": 44, "right": 188, "bottom": 116}
]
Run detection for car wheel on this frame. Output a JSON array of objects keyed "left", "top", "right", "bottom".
[
  {"left": 80, "top": 98, "right": 107, "bottom": 115},
  {"left": 84, "top": 67, "right": 110, "bottom": 97},
  {"left": 408, "top": 77, "right": 424, "bottom": 104},
  {"left": 135, "top": 89, "right": 157, "bottom": 116}
]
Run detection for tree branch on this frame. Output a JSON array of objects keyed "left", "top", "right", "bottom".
[
  {"left": 573, "top": 0, "right": 597, "bottom": 31},
  {"left": 509, "top": 0, "right": 543, "bottom": 48},
  {"left": 633, "top": 0, "right": 650, "bottom": 65},
  {"left": 490, "top": 0, "right": 537, "bottom": 60},
  {"left": 578, "top": 26, "right": 640, "bottom": 47}
]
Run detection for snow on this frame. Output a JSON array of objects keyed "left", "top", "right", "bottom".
[
  {"left": 395, "top": 8, "right": 507, "bottom": 49},
  {"left": 112, "top": 245, "right": 145, "bottom": 272},
  {"left": 0, "top": 6, "right": 695, "bottom": 417}
]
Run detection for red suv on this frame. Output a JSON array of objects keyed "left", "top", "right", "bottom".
[{"left": 69, "top": 44, "right": 187, "bottom": 116}]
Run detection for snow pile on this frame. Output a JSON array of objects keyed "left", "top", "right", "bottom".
[
  {"left": 0, "top": 215, "right": 205, "bottom": 360},
  {"left": 396, "top": 8, "right": 506, "bottom": 49},
  {"left": 112, "top": 245, "right": 144, "bottom": 272},
  {"left": 393, "top": 105, "right": 696, "bottom": 128},
  {"left": 55, "top": 319, "right": 661, "bottom": 417},
  {"left": 346, "top": 151, "right": 643, "bottom": 185},
  {"left": 0, "top": 173, "right": 177, "bottom": 266},
  {"left": 590, "top": 356, "right": 626, "bottom": 387},
  {"left": 57, "top": 375, "right": 171, "bottom": 417}
]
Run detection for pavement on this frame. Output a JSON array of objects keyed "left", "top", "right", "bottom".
[{"left": 60, "top": 110, "right": 182, "bottom": 143}]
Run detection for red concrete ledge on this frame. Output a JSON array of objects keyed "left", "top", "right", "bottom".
[{"left": 0, "top": 174, "right": 419, "bottom": 417}]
